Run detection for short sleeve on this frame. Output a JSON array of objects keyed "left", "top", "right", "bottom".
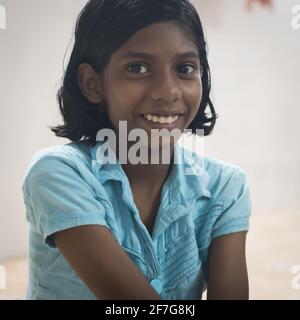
[
  {"left": 211, "top": 168, "right": 252, "bottom": 240},
  {"left": 22, "top": 155, "right": 109, "bottom": 248}
]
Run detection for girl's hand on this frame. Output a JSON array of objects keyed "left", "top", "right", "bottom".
[{"left": 245, "top": 0, "right": 273, "bottom": 10}]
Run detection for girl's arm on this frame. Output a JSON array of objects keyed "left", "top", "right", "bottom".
[
  {"left": 53, "top": 225, "right": 162, "bottom": 300},
  {"left": 206, "top": 231, "right": 249, "bottom": 300}
]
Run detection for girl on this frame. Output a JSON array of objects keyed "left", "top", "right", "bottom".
[{"left": 22, "top": 0, "right": 252, "bottom": 300}]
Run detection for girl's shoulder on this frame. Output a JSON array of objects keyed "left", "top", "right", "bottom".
[
  {"left": 182, "top": 147, "right": 248, "bottom": 201},
  {"left": 26, "top": 141, "right": 91, "bottom": 169},
  {"left": 181, "top": 146, "right": 247, "bottom": 178},
  {"left": 203, "top": 155, "right": 249, "bottom": 201},
  {"left": 203, "top": 155, "right": 247, "bottom": 178},
  {"left": 22, "top": 142, "right": 93, "bottom": 189},
  {"left": 184, "top": 149, "right": 252, "bottom": 239}
]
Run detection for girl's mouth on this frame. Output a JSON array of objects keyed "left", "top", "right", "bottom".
[{"left": 139, "top": 113, "right": 184, "bottom": 130}]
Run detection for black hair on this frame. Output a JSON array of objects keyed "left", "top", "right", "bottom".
[{"left": 50, "top": 0, "right": 217, "bottom": 147}]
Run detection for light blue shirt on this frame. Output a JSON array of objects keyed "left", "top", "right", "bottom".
[{"left": 21, "top": 141, "right": 252, "bottom": 300}]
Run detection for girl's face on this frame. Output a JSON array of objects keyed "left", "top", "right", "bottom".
[{"left": 100, "top": 20, "right": 203, "bottom": 148}]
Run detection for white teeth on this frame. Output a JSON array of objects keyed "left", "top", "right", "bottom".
[
  {"left": 152, "top": 115, "right": 159, "bottom": 123},
  {"left": 143, "top": 114, "right": 180, "bottom": 124}
]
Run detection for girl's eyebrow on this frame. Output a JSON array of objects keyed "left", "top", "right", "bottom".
[{"left": 120, "top": 50, "right": 200, "bottom": 61}]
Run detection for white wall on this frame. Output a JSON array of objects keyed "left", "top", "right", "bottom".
[
  {"left": 0, "top": 0, "right": 299, "bottom": 260},
  {"left": 195, "top": 0, "right": 300, "bottom": 215},
  {"left": 0, "top": 0, "right": 87, "bottom": 260}
]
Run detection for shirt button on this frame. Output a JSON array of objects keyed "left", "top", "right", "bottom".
[{"left": 150, "top": 278, "right": 163, "bottom": 295}]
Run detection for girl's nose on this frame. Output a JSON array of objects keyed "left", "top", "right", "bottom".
[{"left": 150, "top": 70, "right": 183, "bottom": 104}]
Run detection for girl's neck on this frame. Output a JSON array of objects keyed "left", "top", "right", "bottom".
[{"left": 119, "top": 144, "right": 175, "bottom": 194}]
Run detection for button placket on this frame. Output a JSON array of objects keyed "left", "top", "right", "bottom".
[{"left": 121, "top": 180, "right": 161, "bottom": 279}]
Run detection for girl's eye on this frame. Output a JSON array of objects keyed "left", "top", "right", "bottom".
[
  {"left": 127, "top": 63, "right": 149, "bottom": 74},
  {"left": 177, "top": 64, "right": 198, "bottom": 75},
  {"left": 125, "top": 63, "right": 199, "bottom": 76}
]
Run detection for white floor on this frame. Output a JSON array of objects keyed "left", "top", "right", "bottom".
[
  {"left": 0, "top": 212, "right": 299, "bottom": 300},
  {"left": 247, "top": 212, "right": 300, "bottom": 300}
]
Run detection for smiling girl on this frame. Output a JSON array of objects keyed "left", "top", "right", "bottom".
[{"left": 22, "top": 0, "right": 252, "bottom": 300}]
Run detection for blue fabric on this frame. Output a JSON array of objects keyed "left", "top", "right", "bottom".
[{"left": 21, "top": 141, "right": 252, "bottom": 300}]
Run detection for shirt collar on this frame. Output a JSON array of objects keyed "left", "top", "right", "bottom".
[
  {"left": 168, "top": 142, "right": 212, "bottom": 201},
  {"left": 90, "top": 140, "right": 211, "bottom": 202},
  {"left": 91, "top": 141, "right": 126, "bottom": 184}
]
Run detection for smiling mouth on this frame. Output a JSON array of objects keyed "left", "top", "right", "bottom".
[{"left": 141, "top": 113, "right": 184, "bottom": 125}]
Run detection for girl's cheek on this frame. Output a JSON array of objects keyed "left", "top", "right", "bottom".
[{"left": 185, "top": 80, "right": 202, "bottom": 105}]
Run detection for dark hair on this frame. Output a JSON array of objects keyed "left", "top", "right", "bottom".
[{"left": 50, "top": 0, "right": 217, "bottom": 147}]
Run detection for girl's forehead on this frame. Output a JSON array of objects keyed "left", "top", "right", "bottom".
[{"left": 113, "top": 21, "right": 199, "bottom": 60}]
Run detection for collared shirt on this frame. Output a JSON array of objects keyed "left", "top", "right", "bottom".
[{"left": 21, "top": 140, "right": 252, "bottom": 300}]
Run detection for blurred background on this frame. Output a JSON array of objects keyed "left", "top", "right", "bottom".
[{"left": 0, "top": 0, "right": 299, "bottom": 299}]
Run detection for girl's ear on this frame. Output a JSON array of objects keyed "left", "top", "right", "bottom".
[{"left": 77, "top": 63, "right": 103, "bottom": 104}]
